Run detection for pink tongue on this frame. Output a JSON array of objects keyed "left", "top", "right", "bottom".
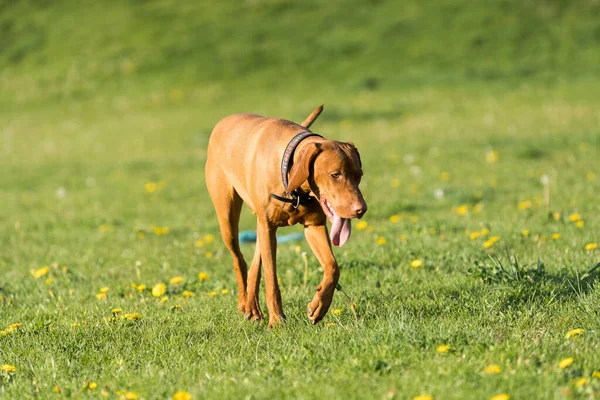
[{"left": 330, "top": 213, "right": 352, "bottom": 247}]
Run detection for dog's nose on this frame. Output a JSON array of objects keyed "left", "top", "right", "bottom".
[{"left": 353, "top": 202, "right": 367, "bottom": 218}]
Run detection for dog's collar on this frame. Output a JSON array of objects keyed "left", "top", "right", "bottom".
[{"left": 270, "top": 131, "right": 322, "bottom": 208}]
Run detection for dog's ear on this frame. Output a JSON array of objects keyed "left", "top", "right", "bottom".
[{"left": 287, "top": 143, "right": 322, "bottom": 191}]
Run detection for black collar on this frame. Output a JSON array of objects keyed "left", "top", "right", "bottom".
[{"left": 270, "top": 131, "right": 322, "bottom": 208}]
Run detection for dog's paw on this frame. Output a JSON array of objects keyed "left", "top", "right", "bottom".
[
  {"left": 307, "top": 284, "right": 334, "bottom": 325},
  {"left": 245, "top": 298, "right": 264, "bottom": 322},
  {"left": 267, "top": 313, "right": 286, "bottom": 328}
]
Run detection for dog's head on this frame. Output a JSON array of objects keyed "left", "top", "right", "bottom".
[{"left": 287, "top": 140, "right": 367, "bottom": 247}]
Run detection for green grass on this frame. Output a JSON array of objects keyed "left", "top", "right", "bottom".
[{"left": 1, "top": 1, "right": 600, "bottom": 399}]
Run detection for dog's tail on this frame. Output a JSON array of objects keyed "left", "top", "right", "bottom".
[{"left": 301, "top": 105, "right": 324, "bottom": 129}]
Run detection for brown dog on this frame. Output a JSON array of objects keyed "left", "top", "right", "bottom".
[{"left": 205, "top": 106, "right": 367, "bottom": 327}]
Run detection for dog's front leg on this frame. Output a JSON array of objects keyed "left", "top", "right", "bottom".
[
  {"left": 304, "top": 224, "right": 340, "bottom": 325},
  {"left": 257, "top": 219, "right": 286, "bottom": 327}
]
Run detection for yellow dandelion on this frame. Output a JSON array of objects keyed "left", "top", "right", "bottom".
[
  {"left": 99, "top": 224, "right": 114, "bottom": 232},
  {"left": 391, "top": 178, "right": 400, "bottom": 188},
  {"left": 490, "top": 395, "right": 509, "bottom": 400},
  {"left": 436, "top": 345, "right": 450, "bottom": 353},
  {"left": 54, "top": 386, "right": 61, "bottom": 393},
  {"left": 410, "top": 259, "right": 423, "bottom": 269},
  {"left": 195, "top": 239, "right": 205, "bottom": 247},
  {"left": 575, "top": 220, "right": 584, "bottom": 228},
  {"left": 469, "top": 232, "right": 480, "bottom": 240},
  {"left": 480, "top": 228, "right": 489, "bottom": 236},
  {"left": 440, "top": 171, "right": 450, "bottom": 181},
  {"left": 587, "top": 171, "right": 596, "bottom": 181},
  {"left": 585, "top": 243, "right": 597, "bottom": 251},
  {"left": 145, "top": 182, "right": 158, "bottom": 193},
  {"left": 551, "top": 233, "right": 560, "bottom": 240},
  {"left": 205, "top": 252, "right": 213, "bottom": 258},
  {"left": 208, "top": 291, "right": 217, "bottom": 297},
  {"left": 183, "top": 290, "right": 195, "bottom": 297},
  {"left": 326, "top": 322, "right": 336, "bottom": 328},
  {"left": 484, "top": 364, "right": 501, "bottom": 374},
  {"left": 136, "top": 284, "right": 147, "bottom": 292},
  {"left": 32, "top": 266, "right": 50, "bottom": 279},
  {"left": 160, "top": 296, "right": 169, "bottom": 303},
  {"left": 575, "top": 377, "right": 588, "bottom": 387},
  {"left": 484, "top": 236, "right": 500, "bottom": 249},
  {"left": 173, "top": 391, "right": 192, "bottom": 400},
  {"left": 559, "top": 357, "right": 574, "bottom": 369},
  {"left": 96, "top": 293, "right": 107, "bottom": 300},
  {"left": 152, "top": 283, "right": 166, "bottom": 297},
  {"left": 45, "top": 278, "right": 54, "bottom": 285},
  {"left": 71, "top": 323, "right": 81, "bottom": 327},
  {"left": 389, "top": 215, "right": 400, "bottom": 223},
  {"left": 198, "top": 272, "right": 209, "bottom": 281},
  {"left": 456, "top": 205, "right": 468, "bottom": 216},
  {"left": 1, "top": 364, "right": 16, "bottom": 372},
  {"left": 518, "top": 200, "right": 532, "bottom": 210},
  {"left": 592, "top": 371, "right": 600, "bottom": 378},
  {"left": 332, "top": 309, "right": 343, "bottom": 315},
  {"left": 154, "top": 226, "right": 170, "bottom": 235},
  {"left": 171, "top": 304, "right": 181, "bottom": 311},
  {"left": 569, "top": 213, "right": 581, "bottom": 222},
  {"left": 88, "top": 382, "right": 98, "bottom": 389},
  {"left": 356, "top": 221, "right": 368, "bottom": 230},
  {"left": 203, "top": 234, "right": 215, "bottom": 243},
  {"left": 521, "top": 230, "right": 530, "bottom": 237},
  {"left": 111, "top": 308, "right": 123, "bottom": 315},
  {"left": 376, "top": 237, "right": 387, "bottom": 246},
  {"left": 169, "top": 276, "right": 184, "bottom": 285},
  {"left": 99, "top": 287, "right": 109, "bottom": 293},
  {"left": 552, "top": 212, "right": 561, "bottom": 221},
  {"left": 413, "top": 395, "right": 433, "bottom": 400},
  {"left": 565, "top": 329, "right": 584, "bottom": 339},
  {"left": 221, "top": 289, "right": 229, "bottom": 295},
  {"left": 486, "top": 150, "right": 499, "bottom": 164},
  {"left": 124, "top": 392, "right": 139, "bottom": 400},
  {"left": 122, "top": 313, "right": 142, "bottom": 321}
]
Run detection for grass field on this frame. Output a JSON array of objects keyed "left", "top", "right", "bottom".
[{"left": 1, "top": 1, "right": 600, "bottom": 399}]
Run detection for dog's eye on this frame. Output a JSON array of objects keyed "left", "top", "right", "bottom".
[{"left": 331, "top": 173, "right": 340, "bottom": 179}]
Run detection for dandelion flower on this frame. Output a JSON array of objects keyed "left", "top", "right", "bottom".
[
  {"left": 551, "top": 233, "right": 560, "bottom": 240},
  {"left": 480, "top": 228, "right": 489, "bottom": 236},
  {"left": 486, "top": 150, "right": 499, "bottom": 164},
  {"left": 171, "top": 304, "right": 181, "bottom": 311},
  {"left": 208, "top": 291, "right": 217, "bottom": 297},
  {"left": 484, "top": 236, "right": 500, "bottom": 249},
  {"left": 45, "top": 278, "right": 54, "bottom": 285},
  {"left": 203, "top": 234, "right": 215, "bottom": 243},
  {"left": 122, "top": 313, "right": 142, "bottom": 321},
  {"left": 221, "top": 289, "right": 229, "bottom": 295},
  {"left": 569, "top": 213, "right": 581, "bottom": 222},
  {"left": 99, "top": 287, "right": 109, "bottom": 293},
  {"left": 592, "top": 371, "right": 600, "bottom": 378},
  {"left": 574, "top": 377, "right": 588, "bottom": 387},
  {"left": 96, "top": 293, "right": 107, "bottom": 300},
  {"left": 552, "top": 212, "right": 561, "bottom": 221},
  {"left": 411, "top": 259, "right": 423, "bottom": 269},
  {"left": 484, "top": 364, "right": 501, "bottom": 374},
  {"left": 436, "top": 345, "right": 450, "bottom": 353},
  {"left": 183, "top": 290, "right": 195, "bottom": 297},
  {"left": 413, "top": 395, "right": 433, "bottom": 400},
  {"left": 71, "top": 323, "right": 81, "bottom": 327},
  {"left": 456, "top": 205, "right": 468, "bottom": 216},
  {"left": 559, "top": 357, "right": 574, "bottom": 369},
  {"left": 205, "top": 252, "right": 213, "bottom": 258},
  {"left": 521, "top": 230, "right": 530, "bottom": 237},
  {"left": 1, "top": 364, "right": 16, "bottom": 372},
  {"left": 160, "top": 296, "right": 169, "bottom": 303},
  {"left": 195, "top": 239, "right": 205, "bottom": 247},
  {"left": 518, "top": 200, "right": 532, "bottom": 210},
  {"left": 390, "top": 178, "right": 400, "bottom": 188},
  {"left": 440, "top": 172, "right": 450, "bottom": 181},
  {"left": 490, "top": 395, "right": 509, "bottom": 400},
  {"left": 154, "top": 226, "right": 170, "bottom": 235},
  {"left": 145, "top": 182, "right": 158, "bottom": 193},
  {"left": 173, "top": 391, "right": 192, "bottom": 400},
  {"left": 152, "top": 283, "right": 166, "bottom": 297},
  {"left": 124, "top": 392, "right": 139, "bottom": 400},
  {"left": 32, "top": 266, "right": 50, "bottom": 279},
  {"left": 198, "top": 272, "right": 209, "bottom": 281},
  {"left": 356, "top": 221, "right": 368, "bottom": 230},
  {"left": 377, "top": 237, "right": 387, "bottom": 246},
  {"left": 136, "top": 284, "right": 147, "bottom": 292},
  {"left": 565, "top": 329, "right": 584, "bottom": 338},
  {"left": 585, "top": 243, "right": 597, "bottom": 251},
  {"left": 587, "top": 172, "right": 596, "bottom": 181},
  {"left": 169, "top": 276, "right": 184, "bottom": 285},
  {"left": 88, "top": 382, "right": 98, "bottom": 389},
  {"left": 576, "top": 220, "right": 584, "bottom": 228},
  {"left": 332, "top": 309, "right": 343, "bottom": 315},
  {"left": 389, "top": 215, "right": 400, "bottom": 223},
  {"left": 111, "top": 308, "right": 123, "bottom": 315}
]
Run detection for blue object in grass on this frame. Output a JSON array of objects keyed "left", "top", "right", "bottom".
[{"left": 239, "top": 230, "right": 304, "bottom": 244}]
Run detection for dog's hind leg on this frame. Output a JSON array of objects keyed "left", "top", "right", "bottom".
[
  {"left": 245, "top": 228, "right": 263, "bottom": 321},
  {"left": 205, "top": 162, "right": 248, "bottom": 315}
]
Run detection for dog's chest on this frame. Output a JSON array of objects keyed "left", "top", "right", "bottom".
[{"left": 266, "top": 202, "right": 326, "bottom": 227}]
